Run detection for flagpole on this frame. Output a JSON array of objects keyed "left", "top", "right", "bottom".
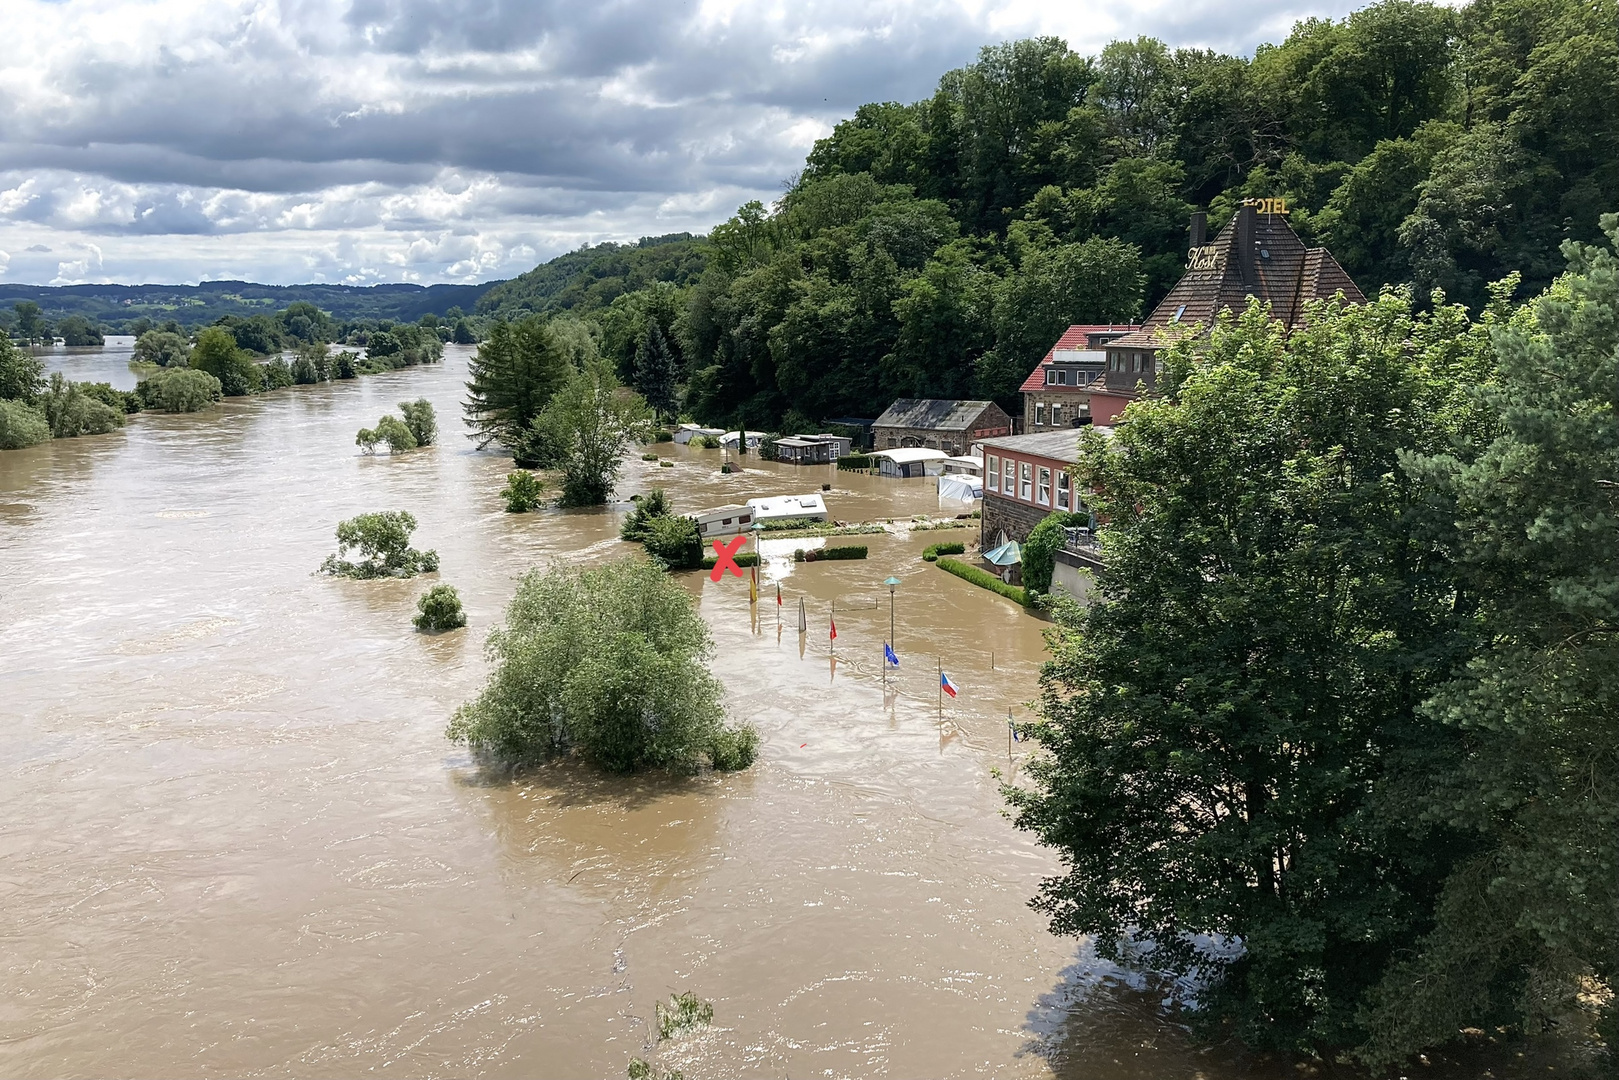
[
  {"left": 1008, "top": 706, "right": 1013, "bottom": 763},
  {"left": 937, "top": 657, "right": 942, "bottom": 727}
]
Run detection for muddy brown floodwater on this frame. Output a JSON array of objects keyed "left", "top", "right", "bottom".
[{"left": 0, "top": 346, "right": 1528, "bottom": 1079}]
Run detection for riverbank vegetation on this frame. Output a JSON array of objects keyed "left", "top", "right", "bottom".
[
  {"left": 1006, "top": 223, "right": 1618, "bottom": 1069},
  {"left": 0, "top": 336, "right": 137, "bottom": 448},
  {"left": 357, "top": 399, "right": 438, "bottom": 455},
  {"left": 134, "top": 368, "right": 221, "bottom": 412},
  {"left": 414, "top": 585, "right": 467, "bottom": 632},
  {"left": 447, "top": 558, "right": 757, "bottom": 774},
  {"left": 320, "top": 511, "right": 439, "bottom": 579},
  {"left": 500, "top": 470, "right": 545, "bottom": 512}
]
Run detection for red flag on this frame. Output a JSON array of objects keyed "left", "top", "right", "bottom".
[
  {"left": 830, "top": 616, "right": 838, "bottom": 641},
  {"left": 776, "top": 583, "right": 782, "bottom": 606}
]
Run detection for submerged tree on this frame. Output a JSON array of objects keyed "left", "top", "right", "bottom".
[
  {"left": 132, "top": 329, "right": 192, "bottom": 369},
  {"left": 191, "top": 326, "right": 262, "bottom": 397},
  {"left": 446, "top": 557, "right": 758, "bottom": 773},
  {"left": 414, "top": 584, "right": 468, "bottom": 632},
  {"left": 134, "top": 368, "right": 221, "bottom": 413},
  {"left": 529, "top": 360, "right": 655, "bottom": 506},
  {"left": 499, "top": 470, "right": 545, "bottom": 512},
  {"left": 463, "top": 316, "right": 572, "bottom": 458},
  {"left": 319, "top": 511, "right": 439, "bottom": 579},
  {"left": 398, "top": 398, "right": 437, "bottom": 446}
]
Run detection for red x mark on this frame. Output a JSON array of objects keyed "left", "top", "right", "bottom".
[{"left": 709, "top": 535, "right": 746, "bottom": 582}]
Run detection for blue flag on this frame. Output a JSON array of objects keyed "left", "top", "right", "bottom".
[
  {"left": 1009, "top": 720, "right": 1020, "bottom": 742},
  {"left": 884, "top": 642, "right": 899, "bottom": 667}
]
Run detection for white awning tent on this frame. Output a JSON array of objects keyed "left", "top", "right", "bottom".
[{"left": 937, "top": 473, "right": 982, "bottom": 502}]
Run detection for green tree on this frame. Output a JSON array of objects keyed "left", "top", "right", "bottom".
[
  {"left": 620, "top": 488, "right": 674, "bottom": 541},
  {"left": 132, "top": 329, "right": 191, "bottom": 368},
  {"left": 397, "top": 398, "right": 437, "bottom": 446},
  {"left": 135, "top": 368, "right": 221, "bottom": 412},
  {"left": 1020, "top": 510, "right": 1086, "bottom": 595},
  {"left": 413, "top": 584, "right": 467, "bottom": 632},
  {"left": 0, "top": 335, "right": 45, "bottom": 402},
  {"left": 641, "top": 513, "right": 703, "bottom": 569},
  {"left": 634, "top": 321, "right": 679, "bottom": 418},
  {"left": 463, "top": 316, "right": 572, "bottom": 458},
  {"left": 446, "top": 557, "right": 756, "bottom": 773},
  {"left": 38, "top": 373, "right": 124, "bottom": 438},
  {"left": 1359, "top": 226, "right": 1619, "bottom": 1069},
  {"left": 499, "top": 470, "right": 545, "bottom": 512},
  {"left": 452, "top": 319, "right": 476, "bottom": 344},
  {"left": 319, "top": 511, "right": 439, "bottom": 578},
  {"left": 191, "top": 326, "right": 262, "bottom": 397},
  {"left": 531, "top": 360, "right": 656, "bottom": 506},
  {"left": 0, "top": 399, "right": 50, "bottom": 449},
  {"left": 1006, "top": 290, "right": 1502, "bottom": 1054},
  {"left": 12, "top": 301, "right": 50, "bottom": 345},
  {"left": 374, "top": 414, "right": 418, "bottom": 454},
  {"left": 55, "top": 315, "right": 103, "bottom": 346}
]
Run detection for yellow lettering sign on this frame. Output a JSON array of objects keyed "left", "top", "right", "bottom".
[
  {"left": 1186, "top": 244, "right": 1219, "bottom": 271},
  {"left": 1243, "top": 197, "right": 1290, "bottom": 216}
]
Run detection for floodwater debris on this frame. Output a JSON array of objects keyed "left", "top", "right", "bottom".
[{"left": 655, "top": 991, "right": 713, "bottom": 1041}]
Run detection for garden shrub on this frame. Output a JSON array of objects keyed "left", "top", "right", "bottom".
[
  {"left": 414, "top": 584, "right": 467, "bottom": 631},
  {"left": 793, "top": 544, "right": 867, "bottom": 562},
  {"left": 936, "top": 556, "right": 1027, "bottom": 604},
  {"left": 620, "top": 488, "right": 673, "bottom": 541},
  {"left": 501, "top": 470, "right": 545, "bottom": 512},
  {"left": 922, "top": 541, "right": 966, "bottom": 562},
  {"left": 836, "top": 454, "right": 873, "bottom": 470},
  {"left": 698, "top": 551, "right": 759, "bottom": 570},
  {"left": 320, "top": 510, "right": 439, "bottom": 578},
  {"left": 1022, "top": 511, "right": 1086, "bottom": 594},
  {"left": 643, "top": 514, "right": 703, "bottom": 569}
]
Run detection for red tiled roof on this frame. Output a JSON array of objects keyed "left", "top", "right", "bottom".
[{"left": 1018, "top": 324, "right": 1141, "bottom": 393}]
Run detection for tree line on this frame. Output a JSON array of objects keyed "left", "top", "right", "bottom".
[
  {"left": 470, "top": 0, "right": 1619, "bottom": 431},
  {"left": 1007, "top": 226, "right": 1617, "bottom": 1069}
]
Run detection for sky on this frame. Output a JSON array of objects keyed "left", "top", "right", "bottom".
[{"left": 0, "top": 0, "right": 1372, "bottom": 288}]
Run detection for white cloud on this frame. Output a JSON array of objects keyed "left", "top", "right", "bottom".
[{"left": 0, "top": 0, "right": 1371, "bottom": 286}]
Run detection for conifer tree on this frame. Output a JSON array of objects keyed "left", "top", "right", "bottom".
[
  {"left": 633, "top": 321, "right": 678, "bottom": 419},
  {"left": 462, "top": 316, "right": 571, "bottom": 459}
]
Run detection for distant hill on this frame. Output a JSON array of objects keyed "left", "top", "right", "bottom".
[
  {"left": 0, "top": 279, "right": 499, "bottom": 330},
  {"left": 475, "top": 233, "right": 708, "bottom": 318}
]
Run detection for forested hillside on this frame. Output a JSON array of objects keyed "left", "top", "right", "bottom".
[{"left": 496, "top": 0, "right": 1619, "bottom": 430}]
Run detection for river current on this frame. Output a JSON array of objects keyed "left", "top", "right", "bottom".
[{"left": 0, "top": 343, "right": 1499, "bottom": 1078}]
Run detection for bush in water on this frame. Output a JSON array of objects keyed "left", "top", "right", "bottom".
[
  {"left": 793, "top": 544, "right": 867, "bottom": 562},
  {"left": 414, "top": 584, "right": 467, "bottom": 632},
  {"left": 38, "top": 373, "right": 124, "bottom": 438},
  {"left": 398, "top": 398, "right": 437, "bottom": 446},
  {"left": 320, "top": 510, "right": 439, "bottom": 579},
  {"left": 375, "top": 414, "right": 418, "bottom": 454},
  {"left": 135, "top": 368, "right": 222, "bottom": 413},
  {"left": 261, "top": 357, "right": 294, "bottom": 390},
  {"left": 131, "top": 329, "right": 190, "bottom": 368},
  {"left": 619, "top": 487, "right": 673, "bottom": 541},
  {"left": 446, "top": 557, "right": 753, "bottom": 773},
  {"left": 921, "top": 540, "right": 966, "bottom": 562},
  {"left": 707, "top": 724, "right": 759, "bottom": 771},
  {"left": 656, "top": 991, "right": 714, "bottom": 1040},
  {"left": 936, "top": 556, "right": 1026, "bottom": 604},
  {"left": 0, "top": 399, "right": 50, "bottom": 449},
  {"left": 500, "top": 470, "right": 545, "bottom": 512},
  {"left": 79, "top": 381, "right": 140, "bottom": 414},
  {"left": 641, "top": 514, "right": 703, "bottom": 570},
  {"left": 333, "top": 351, "right": 359, "bottom": 379}
]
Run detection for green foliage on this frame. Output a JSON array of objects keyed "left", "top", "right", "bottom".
[
  {"left": 320, "top": 510, "right": 439, "bottom": 579},
  {"left": 398, "top": 398, "right": 437, "bottom": 446},
  {"left": 500, "top": 470, "right": 545, "bottom": 513},
  {"left": 642, "top": 514, "right": 703, "bottom": 570},
  {"left": 261, "top": 356, "right": 294, "bottom": 390},
  {"left": 191, "top": 325, "right": 262, "bottom": 396},
  {"left": 531, "top": 360, "right": 656, "bottom": 506},
  {"left": 921, "top": 540, "right": 966, "bottom": 562},
  {"left": 475, "top": 234, "right": 706, "bottom": 319},
  {"left": 690, "top": 434, "right": 721, "bottom": 449},
  {"left": 836, "top": 453, "right": 873, "bottom": 470},
  {"left": 633, "top": 320, "right": 679, "bottom": 418},
  {"left": 0, "top": 336, "right": 46, "bottom": 402},
  {"left": 132, "top": 329, "right": 191, "bottom": 368},
  {"left": 707, "top": 724, "right": 760, "bottom": 771},
  {"left": 38, "top": 373, "right": 124, "bottom": 438},
  {"left": 936, "top": 557, "right": 1028, "bottom": 603},
  {"left": 463, "top": 316, "right": 573, "bottom": 458},
  {"left": 54, "top": 314, "right": 103, "bottom": 346},
  {"left": 414, "top": 584, "right": 467, "bottom": 632},
  {"left": 0, "top": 399, "right": 50, "bottom": 449},
  {"left": 1021, "top": 511, "right": 1085, "bottom": 594},
  {"left": 619, "top": 488, "right": 674, "bottom": 541},
  {"left": 655, "top": 992, "right": 714, "bottom": 1041},
  {"left": 135, "top": 368, "right": 221, "bottom": 412},
  {"left": 332, "top": 350, "right": 359, "bottom": 379},
  {"left": 1004, "top": 288, "right": 1505, "bottom": 1055},
  {"left": 77, "top": 381, "right": 140, "bottom": 414},
  {"left": 446, "top": 558, "right": 753, "bottom": 774},
  {"left": 290, "top": 342, "right": 328, "bottom": 384},
  {"left": 698, "top": 551, "right": 760, "bottom": 570},
  {"left": 1357, "top": 220, "right": 1619, "bottom": 1070},
  {"left": 12, "top": 300, "right": 50, "bottom": 344},
  {"left": 793, "top": 544, "right": 867, "bottom": 561},
  {"left": 374, "top": 414, "right": 418, "bottom": 454}
]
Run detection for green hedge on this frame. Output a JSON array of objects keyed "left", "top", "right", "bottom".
[
  {"left": 836, "top": 454, "right": 874, "bottom": 470},
  {"left": 699, "top": 551, "right": 761, "bottom": 570},
  {"left": 921, "top": 541, "right": 966, "bottom": 562},
  {"left": 793, "top": 544, "right": 867, "bottom": 562},
  {"left": 936, "top": 557, "right": 1027, "bottom": 604}
]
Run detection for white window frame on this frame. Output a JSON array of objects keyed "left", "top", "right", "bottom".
[
  {"left": 1056, "top": 470, "right": 1070, "bottom": 510},
  {"left": 986, "top": 454, "right": 999, "bottom": 492},
  {"left": 1051, "top": 404, "right": 1062, "bottom": 426},
  {"left": 1037, "top": 466, "right": 1051, "bottom": 506},
  {"left": 1019, "top": 461, "right": 1032, "bottom": 501},
  {"left": 1034, "top": 403, "right": 1045, "bottom": 427}
]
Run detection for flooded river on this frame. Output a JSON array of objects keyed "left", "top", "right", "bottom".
[{"left": 0, "top": 346, "right": 1481, "bottom": 1078}]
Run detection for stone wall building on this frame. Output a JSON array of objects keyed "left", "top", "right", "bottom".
[
  {"left": 1019, "top": 324, "right": 1139, "bottom": 432},
  {"left": 871, "top": 399, "right": 1012, "bottom": 456},
  {"left": 974, "top": 429, "right": 1086, "bottom": 549}
]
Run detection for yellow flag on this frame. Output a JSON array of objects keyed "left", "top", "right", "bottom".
[{"left": 749, "top": 565, "right": 758, "bottom": 604}]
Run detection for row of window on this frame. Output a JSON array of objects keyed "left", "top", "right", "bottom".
[
  {"left": 1031, "top": 402, "right": 1073, "bottom": 427},
  {"left": 1107, "top": 350, "right": 1166, "bottom": 375},
  {"left": 1043, "top": 367, "right": 1098, "bottom": 386},
  {"left": 984, "top": 453, "right": 1071, "bottom": 510}
]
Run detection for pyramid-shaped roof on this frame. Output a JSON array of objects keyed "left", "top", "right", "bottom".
[{"left": 1107, "top": 204, "right": 1365, "bottom": 351}]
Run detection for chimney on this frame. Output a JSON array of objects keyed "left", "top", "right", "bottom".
[
  {"left": 1235, "top": 204, "right": 1257, "bottom": 288},
  {"left": 1188, "top": 211, "right": 1206, "bottom": 250}
]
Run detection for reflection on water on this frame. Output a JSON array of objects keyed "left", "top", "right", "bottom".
[{"left": 0, "top": 344, "right": 1550, "bottom": 1079}]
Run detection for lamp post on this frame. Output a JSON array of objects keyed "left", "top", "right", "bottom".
[{"left": 883, "top": 575, "right": 901, "bottom": 688}]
